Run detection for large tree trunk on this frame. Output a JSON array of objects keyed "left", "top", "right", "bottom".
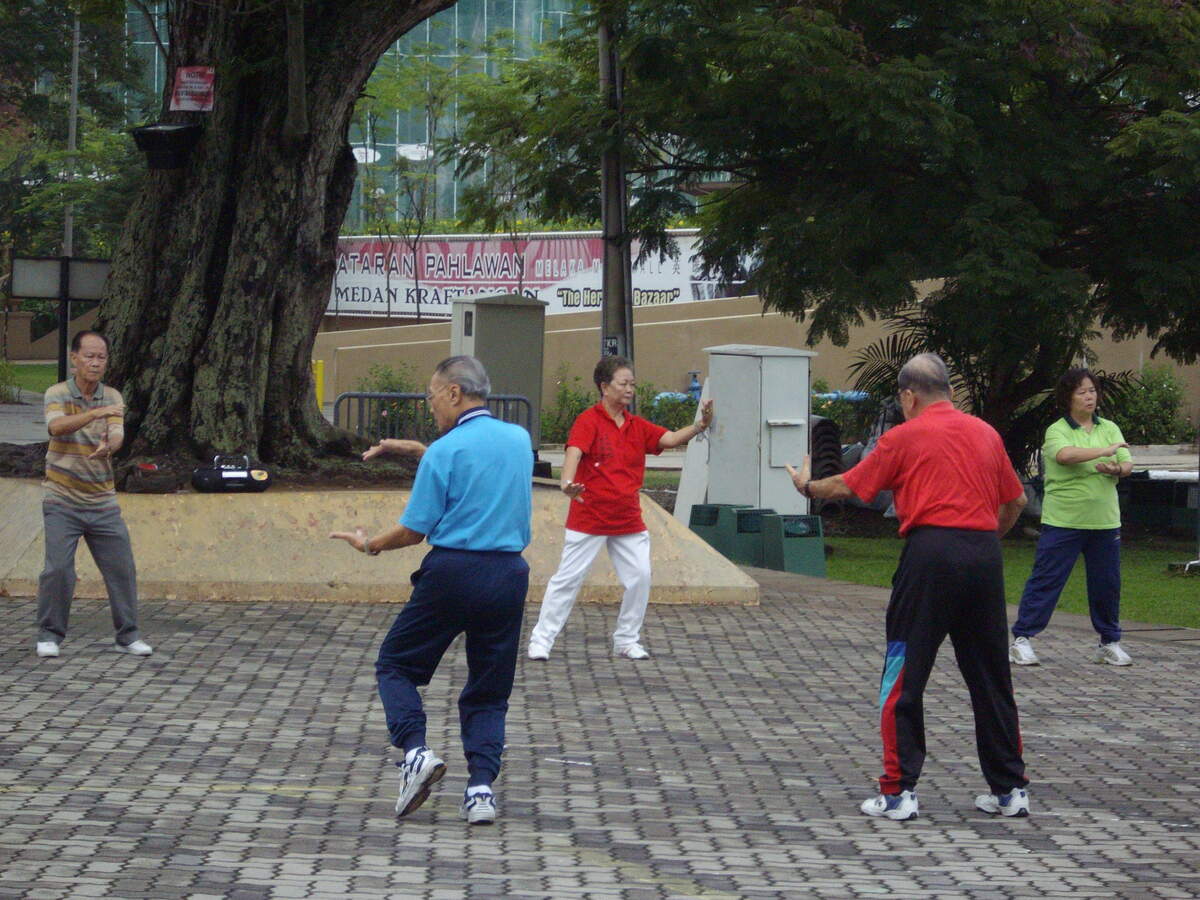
[{"left": 97, "top": 0, "right": 453, "bottom": 466}]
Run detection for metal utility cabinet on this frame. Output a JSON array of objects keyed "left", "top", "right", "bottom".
[
  {"left": 451, "top": 294, "right": 547, "bottom": 446},
  {"left": 704, "top": 344, "right": 815, "bottom": 515}
]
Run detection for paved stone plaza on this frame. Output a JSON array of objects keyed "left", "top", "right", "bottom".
[{"left": 1, "top": 570, "right": 1198, "bottom": 899}]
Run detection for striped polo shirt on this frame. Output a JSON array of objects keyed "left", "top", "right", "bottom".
[{"left": 43, "top": 379, "right": 124, "bottom": 507}]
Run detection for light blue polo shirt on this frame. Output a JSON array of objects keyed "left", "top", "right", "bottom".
[{"left": 401, "top": 408, "right": 533, "bottom": 551}]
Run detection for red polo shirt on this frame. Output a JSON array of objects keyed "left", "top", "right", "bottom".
[
  {"left": 565, "top": 403, "right": 667, "bottom": 535},
  {"left": 842, "top": 402, "right": 1023, "bottom": 536}
]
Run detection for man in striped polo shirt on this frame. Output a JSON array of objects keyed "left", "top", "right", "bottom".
[{"left": 36, "top": 330, "right": 152, "bottom": 659}]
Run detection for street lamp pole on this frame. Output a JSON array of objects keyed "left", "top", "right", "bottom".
[
  {"left": 59, "top": 13, "right": 81, "bottom": 383},
  {"left": 598, "top": 20, "right": 633, "bottom": 362}
]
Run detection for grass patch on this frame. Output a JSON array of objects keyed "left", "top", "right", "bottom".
[
  {"left": 825, "top": 534, "right": 1200, "bottom": 629},
  {"left": 6, "top": 363, "right": 59, "bottom": 396}
]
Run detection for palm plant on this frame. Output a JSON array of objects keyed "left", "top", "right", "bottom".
[{"left": 849, "top": 304, "right": 1135, "bottom": 475}]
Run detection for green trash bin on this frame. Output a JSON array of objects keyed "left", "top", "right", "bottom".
[
  {"left": 688, "top": 503, "right": 749, "bottom": 557},
  {"left": 729, "top": 507, "right": 776, "bottom": 567},
  {"left": 762, "top": 513, "right": 826, "bottom": 577}
]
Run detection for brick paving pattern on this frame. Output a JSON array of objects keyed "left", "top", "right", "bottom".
[{"left": 2, "top": 571, "right": 1198, "bottom": 899}]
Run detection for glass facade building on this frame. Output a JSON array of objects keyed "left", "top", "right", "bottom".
[{"left": 124, "top": 2, "right": 576, "bottom": 227}]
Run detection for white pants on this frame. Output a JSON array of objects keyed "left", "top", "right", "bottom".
[{"left": 530, "top": 529, "right": 652, "bottom": 650}]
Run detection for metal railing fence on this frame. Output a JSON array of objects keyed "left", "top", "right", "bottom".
[{"left": 332, "top": 392, "right": 533, "bottom": 445}]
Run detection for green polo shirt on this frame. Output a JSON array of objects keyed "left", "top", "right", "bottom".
[{"left": 1041, "top": 415, "right": 1132, "bottom": 530}]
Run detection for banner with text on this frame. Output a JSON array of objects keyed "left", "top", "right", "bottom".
[{"left": 328, "top": 231, "right": 745, "bottom": 319}]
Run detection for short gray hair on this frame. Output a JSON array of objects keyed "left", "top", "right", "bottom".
[
  {"left": 897, "top": 352, "right": 951, "bottom": 399},
  {"left": 434, "top": 355, "right": 491, "bottom": 400}
]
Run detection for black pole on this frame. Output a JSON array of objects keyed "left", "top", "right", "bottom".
[
  {"left": 57, "top": 256, "right": 70, "bottom": 383},
  {"left": 599, "top": 21, "right": 633, "bottom": 363}
]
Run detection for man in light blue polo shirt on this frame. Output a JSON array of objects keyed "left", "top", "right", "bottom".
[{"left": 330, "top": 356, "right": 532, "bottom": 826}]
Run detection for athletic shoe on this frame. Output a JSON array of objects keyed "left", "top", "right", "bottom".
[
  {"left": 860, "top": 790, "right": 918, "bottom": 820},
  {"left": 1096, "top": 641, "right": 1132, "bottom": 666},
  {"left": 394, "top": 747, "right": 446, "bottom": 817},
  {"left": 527, "top": 640, "right": 551, "bottom": 661},
  {"left": 1009, "top": 636, "right": 1039, "bottom": 666},
  {"left": 975, "top": 787, "right": 1030, "bottom": 817},
  {"left": 461, "top": 790, "right": 497, "bottom": 825},
  {"left": 615, "top": 643, "right": 650, "bottom": 660},
  {"left": 36, "top": 641, "right": 60, "bottom": 658},
  {"left": 115, "top": 640, "right": 153, "bottom": 656}
]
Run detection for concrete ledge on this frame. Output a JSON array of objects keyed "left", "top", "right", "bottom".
[{"left": 0, "top": 478, "right": 758, "bottom": 606}]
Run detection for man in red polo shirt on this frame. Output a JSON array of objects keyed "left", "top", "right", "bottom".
[
  {"left": 789, "top": 353, "right": 1029, "bottom": 821},
  {"left": 528, "top": 355, "right": 713, "bottom": 660}
]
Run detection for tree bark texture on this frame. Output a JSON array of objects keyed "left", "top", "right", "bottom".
[{"left": 97, "top": 0, "right": 454, "bottom": 465}]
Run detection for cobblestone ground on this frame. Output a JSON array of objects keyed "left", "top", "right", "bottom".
[{"left": 2, "top": 571, "right": 1199, "bottom": 900}]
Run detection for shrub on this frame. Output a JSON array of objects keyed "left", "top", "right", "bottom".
[
  {"left": 1108, "top": 364, "right": 1194, "bottom": 445},
  {"left": 637, "top": 384, "right": 698, "bottom": 432},
  {"left": 354, "top": 362, "right": 421, "bottom": 394},
  {"left": 811, "top": 378, "right": 879, "bottom": 445},
  {"left": 351, "top": 362, "right": 435, "bottom": 442},
  {"left": 541, "top": 364, "right": 593, "bottom": 443}
]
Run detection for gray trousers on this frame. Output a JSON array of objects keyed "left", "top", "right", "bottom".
[{"left": 37, "top": 499, "right": 140, "bottom": 645}]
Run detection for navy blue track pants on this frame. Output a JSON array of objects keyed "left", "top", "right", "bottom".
[
  {"left": 1013, "top": 525, "right": 1121, "bottom": 644},
  {"left": 376, "top": 547, "right": 529, "bottom": 786}
]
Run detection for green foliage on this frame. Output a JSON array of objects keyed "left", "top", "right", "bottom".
[
  {"left": 0, "top": 2, "right": 150, "bottom": 258},
  {"left": 541, "top": 364, "right": 593, "bottom": 443},
  {"left": 353, "top": 362, "right": 421, "bottom": 394},
  {"left": 811, "top": 378, "right": 877, "bottom": 445},
  {"left": 634, "top": 382, "right": 698, "bottom": 432},
  {"left": 0, "top": 359, "right": 20, "bottom": 403},
  {"left": 351, "top": 363, "right": 435, "bottom": 442},
  {"left": 848, "top": 306, "right": 1136, "bottom": 471},
  {"left": 456, "top": 0, "right": 1200, "bottom": 364},
  {"left": 1108, "top": 365, "right": 1195, "bottom": 445}
]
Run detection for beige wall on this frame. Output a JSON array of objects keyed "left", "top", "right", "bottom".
[
  {"left": 314, "top": 296, "right": 1200, "bottom": 430},
  {"left": 3, "top": 307, "right": 99, "bottom": 360}
]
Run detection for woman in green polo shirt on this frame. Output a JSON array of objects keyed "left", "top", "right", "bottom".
[{"left": 1010, "top": 368, "right": 1134, "bottom": 667}]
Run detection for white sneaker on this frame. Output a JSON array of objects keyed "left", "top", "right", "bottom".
[
  {"left": 615, "top": 643, "right": 650, "bottom": 660},
  {"left": 976, "top": 787, "right": 1030, "bottom": 817},
  {"left": 36, "top": 641, "right": 60, "bottom": 658},
  {"left": 461, "top": 789, "right": 497, "bottom": 825},
  {"left": 115, "top": 640, "right": 153, "bottom": 656},
  {"left": 527, "top": 640, "right": 551, "bottom": 661},
  {"left": 860, "top": 789, "right": 918, "bottom": 820},
  {"left": 394, "top": 747, "right": 446, "bottom": 817},
  {"left": 1010, "top": 636, "right": 1039, "bottom": 666},
  {"left": 1096, "top": 641, "right": 1132, "bottom": 666}
]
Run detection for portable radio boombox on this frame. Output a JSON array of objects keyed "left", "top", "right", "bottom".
[{"left": 191, "top": 455, "right": 273, "bottom": 493}]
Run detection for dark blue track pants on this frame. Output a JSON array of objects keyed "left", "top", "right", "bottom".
[
  {"left": 1013, "top": 525, "right": 1121, "bottom": 644},
  {"left": 376, "top": 547, "right": 529, "bottom": 786}
]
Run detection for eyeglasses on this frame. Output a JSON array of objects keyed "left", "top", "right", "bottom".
[{"left": 425, "top": 383, "right": 459, "bottom": 403}]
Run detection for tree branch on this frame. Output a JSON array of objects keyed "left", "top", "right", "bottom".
[{"left": 129, "top": 0, "right": 169, "bottom": 63}]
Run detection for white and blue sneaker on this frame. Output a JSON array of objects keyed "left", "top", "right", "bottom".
[
  {"left": 975, "top": 787, "right": 1030, "bottom": 817},
  {"left": 461, "top": 788, "right": 497, "bottom": 825},
  {"left": 860, "top": 789, "right": 918, "bottom": 820},
  {"left": 394, "top": 747, "right": 446, "bottom": 817}
]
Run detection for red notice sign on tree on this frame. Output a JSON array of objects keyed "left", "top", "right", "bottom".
[{"left": 170, "top": 66, "right": 216, "bottom": 112}]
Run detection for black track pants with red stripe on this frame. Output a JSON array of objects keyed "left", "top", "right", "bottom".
[{"left": 876, "top": 527, "right": 1028, "bottom": 795}]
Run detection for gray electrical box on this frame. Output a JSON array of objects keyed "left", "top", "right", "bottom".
[
  {"left": 704, "top": 344, "right": 815, "bottom": 515},
  {"left": 451, "top": 294, "right": 547, "bottom": 447}
]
